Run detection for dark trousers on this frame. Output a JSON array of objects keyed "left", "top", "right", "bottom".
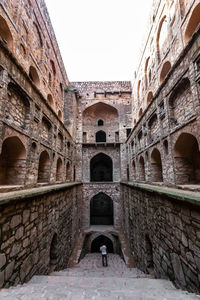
[{"left": 102, "top": 254, "right": 108, "bottom": 266}]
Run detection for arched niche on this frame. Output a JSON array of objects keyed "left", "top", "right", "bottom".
[
  {"left": 160, "top": 61, "right": 171, "bottom": 83},
  {"left": 174, "top": 133, "right": 200, "bottom": 184},
  {"left": 56, "top": 158, "right": 62, "bottom": 181},
  {"left": 90, "top": 153, "right": 113, "bottom": 182},
  {"left": 37, "top": 150, "right": 50, "bottom": 183},
  {"left": 83, "top": 102, "right": 118, "bottom": 126},
  {"left": 66, "top": 161, "right": 71, "bottom": 181},
  {"left": 47, "top": 94, "right": 54, "bottom": 108},
  {"left": 90, "top": 193, "right": 113, "bottom": 225},
  {"left": 0, "top": 15, "right": 13, "bottom": 50},
  {"left": 7, "top": 83, "right": 30, "bottom": 129},
  {"left": 29, "top": 66, "right": 40, "bottom": 87},
  {"left": 147, "top": 91, "right": 153, "bottom": 105},
  {"left": 0, "top": 136, "right": 26, "bottom": 185},
  {"left": 138, "top": 156, "right": 145, "bottom": 181},
  {"left": 91, "top": 235, "right": 114, "bottom": 253},
  {"left": 151, "top": 148, "right": 163, "bottom": 182},
  {"left": 185, "top": 3, "right": 200, "bottom": 43},
  {"left": 58, "top": 110, "right": 63, "bottom": 121}
]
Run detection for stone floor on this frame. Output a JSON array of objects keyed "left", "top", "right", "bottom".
[{"left": 0, "top": 253, "right": 199, "bottom": 300}]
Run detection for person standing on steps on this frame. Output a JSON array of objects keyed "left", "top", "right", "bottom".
[{"left": 100, "top": 244, "right": 108, "bottom": 267}]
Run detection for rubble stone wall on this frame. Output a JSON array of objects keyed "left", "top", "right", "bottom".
[{"left": 121, "top": 182, "right": 200, "bottom": 294}]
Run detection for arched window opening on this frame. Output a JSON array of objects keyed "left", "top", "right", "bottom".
[
  {"left": 174, "top": 133, "right": 200, "bottom": 184},
  {"left": 66, "top": 161, "right": 71, "bottom": 181},
  {"left": 139, "top": 156, "right": 145, "bottom": 181},
  {"left": 0, "top": 137, "right": 26, "bottom": 185},
  {"left": 29, "top": 66, "right": 40, "bottom": 87},
  {"left": 145, "top": 235, "right": 154, "bottom": 275},
  {"left": 160, "top": 61, "right": 171, "bottom": 83},
  {"left": 90, "top": 193, "right": 113, "bottom": 225},
  {"left": 91, "top": 235, "right": 114, "bottom": 253},
  {"left": 56, "top": 158, "right": 62, "bottom": 181},
  {"left": 185, "top": 3, "right": 200, "bottom": 43},
  {"left": 37, "top": 150, "right": 50, "bottom": 183},
  {"left": 0, "top": 16, "right": 13, "bottom": 50},
  {"left": 98, "top": 119, "right": 104, "bottom": 126},
  {"left": 47, "top": 94, "right": 54, "bottom": 108},
  {"left": 147, "top": 91, "right": 153, "bottom": 105},
  {"left": 96, "top": 130, "right": 106, "bottom": 143},
  {"left": 151, "top": 148, "right": 163, "bottom": 182},
  {"left": 90, "top": 153, "right": 113, "bottom": 182},
  {"left": 50, "top": 233, "right": 58, "bottom": 265},
  {"left": 132, "top": 161, "right": 136, "bottom": 180}
]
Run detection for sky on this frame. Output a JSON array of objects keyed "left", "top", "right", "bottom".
[{"left": 45, "top": 0, "right": 153, "bottom": 82}]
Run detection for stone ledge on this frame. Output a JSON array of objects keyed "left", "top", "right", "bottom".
[
  {"left": 0, "top": 182, "right": 82, "bottom": 206},
  {"left": 121, "top": 181, "right": 200, "bottom": 206}
]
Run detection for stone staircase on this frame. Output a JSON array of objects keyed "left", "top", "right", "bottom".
[{"left": 0, "top": 253, "right": 199, "bottom": 300}]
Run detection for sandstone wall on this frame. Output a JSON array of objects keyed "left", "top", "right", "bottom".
[
  {"left": 121, "top": 182, "right": 200, "bottom": 293},
  {"left": 127, "top": 23, "right": 200, "bottom": 186},
  {"left": 82, "top": 183, "right": 121, "bottom": 229},
  {"left": 0, "top": 183, "right": 82, "bottom": 288}
]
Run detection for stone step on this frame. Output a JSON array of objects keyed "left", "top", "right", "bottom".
[{"left": 0, "top": 278, "right": 198, "bottom": 300}]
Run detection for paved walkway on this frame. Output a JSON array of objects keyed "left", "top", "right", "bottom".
[{"left": 0, "top": 253, "right": 199, "bottom": 300}]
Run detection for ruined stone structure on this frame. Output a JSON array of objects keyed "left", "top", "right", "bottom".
[{"left": 0, "top": 0, "right": 200, "bottom": 295}]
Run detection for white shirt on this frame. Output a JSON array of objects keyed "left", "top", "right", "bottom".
[{"left": 100, "top": 245, "right": 107, "bottom": 255}]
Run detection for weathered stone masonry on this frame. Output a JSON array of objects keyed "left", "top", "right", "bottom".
[
  {"left": 0, "top": 183, "right": 82, "bottom": 288},
  {"left": 121, "top": 182, "right": 200, "bottom": 293}
]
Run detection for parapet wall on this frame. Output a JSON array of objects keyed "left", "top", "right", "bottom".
[
  {"left": 0, "top": 183, "right": 82, "bottom": 288},
  {"left": 121, "top": 182, "right": 200, "bottom": 293}
]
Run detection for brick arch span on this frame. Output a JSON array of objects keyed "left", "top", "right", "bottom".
[
  {"left": 89, "top": 232, "right": 116, "bottom": 253},
  {"left": 83, "top": 101, "right": 119, "bottom": 116}
]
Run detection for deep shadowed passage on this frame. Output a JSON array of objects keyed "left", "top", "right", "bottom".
[
  {"left": 91, "top": 235, "right": 114, "bottom": 253},
  {"left": 90, "top": 192, "right": 113, "bottom": 225},
  {"left": 90, "top": 153, "right": 113, "bottom": 182}
]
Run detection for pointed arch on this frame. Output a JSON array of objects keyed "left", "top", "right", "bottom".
[
  {"left": 0, "top": 136, "right": 26, "bottom": 185},
  {"left": 174, "top": 133, "right": 200, "bottom": 184},
  {"left": 160, "top": 61, "right": 171, "bottom": 83},
  {"left": 37, "top": 150, "right": 50, "bottom": 183},
  {"left": 151, "top": 148, "right": 163, "bottom": 182}
]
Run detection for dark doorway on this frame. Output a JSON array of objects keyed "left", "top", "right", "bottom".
[
  {"left": 90, "top": 153, "right": 113, "bottom": 182},
  {"left": 96, "top": 130, "right": 106, "bottom": 143},
  {"left": 90, "top": 192, "right": 113, "bottom": 225},
  {"left": 91, "top": 235, "right": 114, "bottom": 253}
]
